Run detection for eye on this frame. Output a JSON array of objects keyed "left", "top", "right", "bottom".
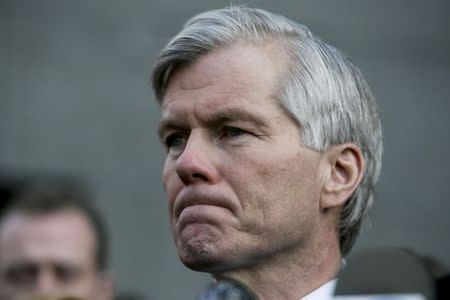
[
  {"left": 164, "top": 133, "right": 187, "bottom": 150},
  {"left": 54, "top": 264, "right": 81, "bottom": 284},
  {"left": 223, "top": 126, "right": 246, "bottom": 138},
  {"left": 4, "top": 263, "right": 37, "bottom": 287}
]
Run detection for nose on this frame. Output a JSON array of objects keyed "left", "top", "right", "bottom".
[
  {"left": 35, "top": 268, "right": 58, "bottom": 294},
  {"left": 174, "top": 133, "right": 220, "bottom": 186}
]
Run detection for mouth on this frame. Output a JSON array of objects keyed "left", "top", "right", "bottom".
[{"left": 174, "top": 188, "right": 235, "bottom": 220}]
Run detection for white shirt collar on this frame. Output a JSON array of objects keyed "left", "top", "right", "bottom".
[{"left": 300, "top": 279, "right": 337, "bottom": 300}]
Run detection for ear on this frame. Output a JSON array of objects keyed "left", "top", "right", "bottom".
[{"left": 320, "top": 143, "right": 365, "bottom": 210}]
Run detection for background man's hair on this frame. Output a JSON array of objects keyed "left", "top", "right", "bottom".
[
  {"left": 151, "top": 5, "right": 383, "bottom": 256},
  {"left": 0, "top": 179, "right": 109, "bottom": 271}
]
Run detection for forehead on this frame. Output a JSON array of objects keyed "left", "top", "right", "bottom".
[
  {"left": 0, "top": 210, "right": 96, "bottom": 268},
  {"left": 161, "top": 43, "right": 286, "bottom": 115}
]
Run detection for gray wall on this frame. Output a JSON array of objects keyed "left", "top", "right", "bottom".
[{"left": 1, "top": 0, "right": 449, "bottom": 299}]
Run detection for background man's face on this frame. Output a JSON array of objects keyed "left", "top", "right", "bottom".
[
  {"left": 159, "top": 43, "right": 327, "bottom": 271},
  {"left": 0, "top": 209, "right": 109, "bottom": 300}
]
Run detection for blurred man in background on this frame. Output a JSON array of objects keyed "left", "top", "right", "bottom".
[
  {"left": 152, "top": 6, "right": 382, "bottom": 300},
  {"left": 0, "top": 181, "right": 113, "bottom": 300}
]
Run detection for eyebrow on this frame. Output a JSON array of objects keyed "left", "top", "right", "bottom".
[
  {"left": 158, "top": 119, "right": 187, "bottom": 142},
  {"left": 158, "top": 106, "right": 268, "bottom": 141}
]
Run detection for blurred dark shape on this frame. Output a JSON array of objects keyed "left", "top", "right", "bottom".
[
  {"left": 436, "top": 273, "right": 450, "bottom": 300},
  {"left": 0, "top": 171, "right": 28, "bottom": 212},
  {"left": 421, "top": 255, "right": 450, "bottom": 300},
  {"left": 198, "top": 279, "right": 258, "bottom": 300},
  {"left": 335, "top": 247, "right": 449, "bottom": 300},
  {"left": 20, "top": 296, "right": 84, "bottom": 300},
  {"left": 115, "top": 292, "right": 148, "bottom": 300}
]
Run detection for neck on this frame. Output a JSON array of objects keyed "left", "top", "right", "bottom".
[{"left": 212, "top": 233, "right": 341, "bottom": 300}]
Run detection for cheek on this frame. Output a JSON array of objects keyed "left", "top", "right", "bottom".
[
  {"left": 162, "top": 160, "right": 172, "bottom": 192},
  {"left": 225, "top": 152, "right": 293, "bottom": 211},
  {"left": 162, "top": 161, "right": 180, "bottom": 212},
  {"left": 228, "top": 150, "right": 320, "bottom": 215},
  {"left": 235, "top": 150, "right": 299, "bottom": 188}
]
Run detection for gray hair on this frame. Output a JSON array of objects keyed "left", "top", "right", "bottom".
[{"left": 151, "top": 6, "right": 382, "bottom": 256}]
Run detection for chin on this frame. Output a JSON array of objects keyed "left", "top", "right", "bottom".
[
  {"left": 181, "top": 252, "right": 236, "bottom": 273},
  {"left": 178, "top": 240, "right": 249, "bottom": 273},
  {"left": 175, "top": 223, "right": 244, "bottom": 272},
  {"left": 176, "top": 231, "right": 231, "bottom": 272}
]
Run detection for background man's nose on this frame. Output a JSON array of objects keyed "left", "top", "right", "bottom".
[{"left": 35, "top": 270, "right": 59, "bottom": 294}]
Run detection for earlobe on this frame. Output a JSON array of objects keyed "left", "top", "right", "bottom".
[{"left": 321, "top": 144, "right": 365, "bottom": 210}]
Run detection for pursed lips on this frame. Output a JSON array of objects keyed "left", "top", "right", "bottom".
[{"left": 174, "top": 187, "right": 236, "bottom": 220}]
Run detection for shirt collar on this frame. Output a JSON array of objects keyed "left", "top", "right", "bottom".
[{"left": 300, "top": 279, "right": 337, "bottom": 300}]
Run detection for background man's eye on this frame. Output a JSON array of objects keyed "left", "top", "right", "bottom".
[
  {"left": 5, "top": 264, "right": 37, "bottom": 286},
  {"left": 54, "top": 264, "right": 80, "bottom": 284}
]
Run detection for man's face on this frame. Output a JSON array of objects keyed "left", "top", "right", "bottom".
[
  {"left": 0, "top": 209, "right": 111, "bottom": 300},
  {"left": 159, "top": 43, "right": 327, "bottom": 271}
]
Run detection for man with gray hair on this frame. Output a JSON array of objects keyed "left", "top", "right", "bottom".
[{"left": 152, "top": 6, "right": 382, "bottom": 300}]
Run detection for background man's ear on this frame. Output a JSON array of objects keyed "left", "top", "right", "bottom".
[{"left": 320, "top": 143, "right": 365, "bottom": 210}]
